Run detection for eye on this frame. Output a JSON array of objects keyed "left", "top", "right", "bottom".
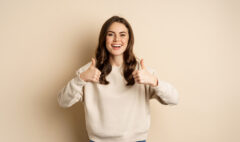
[
  {"left": 120, "top": 34, "right": 126, "bottom": 37},
  {"left": 107, "top": 33, "right": 114, "bottom": 36}
]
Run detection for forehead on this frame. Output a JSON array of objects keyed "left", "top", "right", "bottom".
[{"left": 107, "top": 22, "right": 128, "bottom": 32}]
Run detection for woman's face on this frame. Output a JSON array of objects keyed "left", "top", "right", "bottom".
[{"left": 105, "top": 22, "right": 129, "bottom": 57}]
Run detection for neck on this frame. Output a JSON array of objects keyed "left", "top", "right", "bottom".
[{"left": 109, "top": 55, "right": 123, "bottom": 67}]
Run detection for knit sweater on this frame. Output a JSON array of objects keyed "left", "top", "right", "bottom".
[{"left": 57, "top": 58, "right": 179, "bottom": 142}]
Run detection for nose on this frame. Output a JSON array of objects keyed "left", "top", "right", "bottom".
[{"left": 113, "top": 35, "right": 120, "bottom": 41}]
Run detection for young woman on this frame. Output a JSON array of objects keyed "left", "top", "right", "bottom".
[{"left": 58, "top": 16, "right": 179, "bottom": 142}]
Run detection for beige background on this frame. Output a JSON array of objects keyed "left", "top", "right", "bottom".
[{"left": 0, "top": 0, "right": 239, "bottom": 142}]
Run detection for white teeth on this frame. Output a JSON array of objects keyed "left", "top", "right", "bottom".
[{"left": 112, "top": 45, "right": 121, "bottom": 47}]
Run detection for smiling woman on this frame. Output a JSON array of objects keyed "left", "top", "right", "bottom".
[
  {"left": 57, "top": 15, "right": 179, "bottom": 142},
  {"left": 95, "top": 16, "right": 136, "bottom": 86}
]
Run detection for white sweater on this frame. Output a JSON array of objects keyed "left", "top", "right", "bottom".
[{"left": 57, "top": 58, "right": 179, "bottom": 142}]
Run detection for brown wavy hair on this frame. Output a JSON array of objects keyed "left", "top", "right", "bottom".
[{"left": 95, "top": 16, "right": 137, "bottom": 86}]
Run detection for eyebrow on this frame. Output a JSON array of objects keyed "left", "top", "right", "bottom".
[{"left": 107, "top": 31, "right": 127, "bottom": 34}]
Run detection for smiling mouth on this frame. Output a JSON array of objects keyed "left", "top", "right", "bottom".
[{"left": 111, "top": 44, "right": 122, "bottom": 49}]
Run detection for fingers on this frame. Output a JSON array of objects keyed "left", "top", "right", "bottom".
[
  {"left": 89, "top": 58, "right": 101, "bottom": 83},
  {"left": 134, "top": 75, "right": 146, "bottom": 84},
  {"left": 132, "top": 70, "right": 141, "bottom": 78},
  {"left": 91, "top": 68, "right": 101, "bottom": 83},
  {"left": 132, "top": 69, "right": 138, "bottom": 76},
  {"left": 134, "top": 76, "right": 142, "bottom": 83},
  {"left": 132, "top": 70, "right": 141, "bottom": 83},
  {"left": 94, "top": 72, "right": 101, "bottom": 80},
  {"left": 134, "top": 76, "right": 144, "bottom": 84},
  {"left": 92, "top": 70, "right": 101, "bottom": 83},
  {"left": 133, "top": 69, "right": 147, "bottom": 84},
  {"left": 92, "top": 76, "right": 100, "bottom": 83}
]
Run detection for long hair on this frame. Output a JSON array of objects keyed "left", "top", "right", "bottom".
[{"left": 95, "top": 15, "right": 137, "bottom": 86}]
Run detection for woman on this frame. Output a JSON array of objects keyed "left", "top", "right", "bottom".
[{"left": 58, "top": 16, "right": 179, "bottom": 142}]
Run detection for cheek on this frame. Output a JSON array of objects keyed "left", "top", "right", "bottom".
[
  {"left": 123, "top": 38, "right": 129, "bottom": 45},
  {"left": 106, "top": 36, "right": 113, "bottom": 44}
]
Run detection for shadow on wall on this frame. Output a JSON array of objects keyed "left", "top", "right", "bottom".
[
  {"left": 42, "top": 86, "right": 89, "bottom": 142},
  {"left": 53, "top": 26, "right": 97, "bottom": 141}
]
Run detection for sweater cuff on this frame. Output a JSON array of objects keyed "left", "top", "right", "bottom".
[
  {"left": 150, "top": 78, "right": 179, "bottom": 105},
  {"left": 150, "top": 78, "right": 168, "bottom": 92}
]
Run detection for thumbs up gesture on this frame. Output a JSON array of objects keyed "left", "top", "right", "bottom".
[
  {"left": 79, "top": 58, "right": 101, "bottom": 83},
  {"left": 132, "top": 59, "right": 158, "bottom": 87}
]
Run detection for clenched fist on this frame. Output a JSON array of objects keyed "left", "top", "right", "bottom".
[
  {"left": 79, "top": 58, "right": 101, "bottom": 83},
  {"left": 132, "top": 59, "right": 158, "bottom": 87}
]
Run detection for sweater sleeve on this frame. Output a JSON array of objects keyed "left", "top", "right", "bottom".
[
  {"left": 147, "top": 68, "right": 179, "bottom": 105},
  {"left": 57, "top": 63, "right": 90, "bottom": 108}
]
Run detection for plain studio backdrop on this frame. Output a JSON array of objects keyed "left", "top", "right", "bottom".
[{"left": 0, "top": 0, "right": 239, "bottom": 142}]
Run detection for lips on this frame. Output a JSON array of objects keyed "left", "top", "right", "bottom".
[{"left": 111, "top": 44, "right": 122, "bottom": 49}]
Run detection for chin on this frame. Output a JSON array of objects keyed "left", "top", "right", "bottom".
[{"left": 110, "top": 52, "right": 124, "bottom": 56}]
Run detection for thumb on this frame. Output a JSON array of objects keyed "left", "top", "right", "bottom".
[
  {"left": 91, "top": 58, "right": 96, "bottom": 67},
  {"left": 140, "top": 59, "right": 145, "bottom": 70}
]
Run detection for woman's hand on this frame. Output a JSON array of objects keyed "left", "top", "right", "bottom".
[
  {"left": 132, "top": 59, "right": 158, "bottom": 87},
  {"left": 79, "top": 58, "right": 101, "bottom": 83}
]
